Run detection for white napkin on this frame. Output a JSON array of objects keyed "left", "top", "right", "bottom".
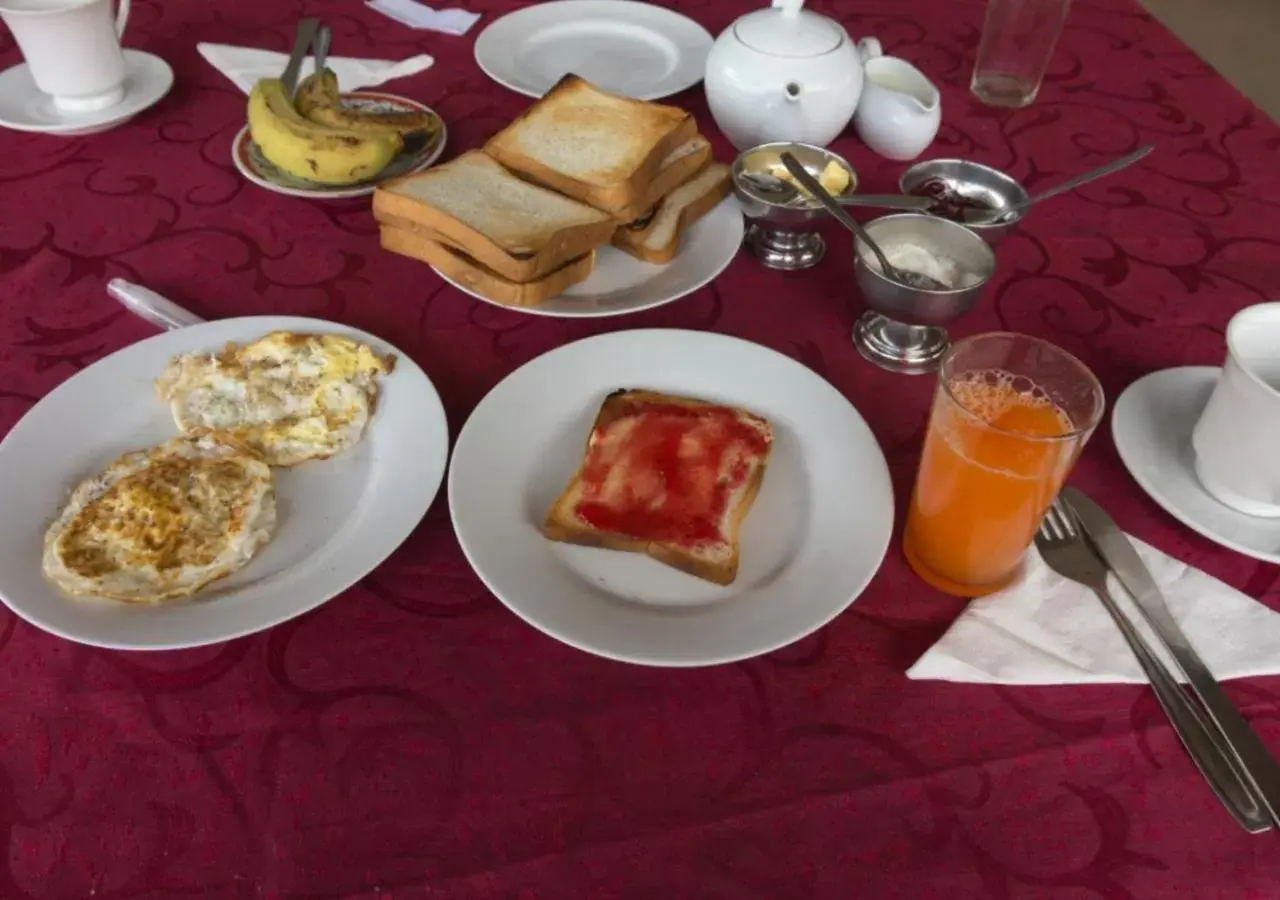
[
  {"left": 366, "top": 0, "right": 481, "bottom": 35},
  {"left": 907, "top": 536, "right": 1280, "bottom": 685},
  {"left": 198, "top": 43, "right": 434, "bottom": 96}
]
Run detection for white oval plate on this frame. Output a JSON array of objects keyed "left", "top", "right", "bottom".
[
  {"left": 474, "top": 0, "right": 713, "bottom": 100},
  {"left": 1112, "top": 365, "right": 1280, "bottom": 564},
  {"left": 434, "top": 197, "right": 743, "bottom": 318},
  {"left": 0, "top": 317, "right": 449, "bottom": 650},
  {"left": 233, "top": 92, "right": 446, "bottom": 200},
  {"left": 449, "top": 329, "right": 894, "bottom": 666}
]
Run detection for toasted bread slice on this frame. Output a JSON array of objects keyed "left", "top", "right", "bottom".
[
  {"left": 544, "top": 389, "right": 772, "bottom": 585},
  {"left": 373, "top": 151, "right": 615, "bottom": 283},
  {"left": 614, "top": 162, "right": 732, "bottom": 264},
  {"left": 608, "top": 136, "right": 712, "bottom": 223},
  {"left": 484, "top": 74, "right": 697, "bottom": 218},
  {"left": 381, "top": 226, "right": 594, "bottom": 308}
]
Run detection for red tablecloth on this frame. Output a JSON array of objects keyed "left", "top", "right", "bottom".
[{"left": 3, "top": 0, "right": 1280, "bottom": 896}]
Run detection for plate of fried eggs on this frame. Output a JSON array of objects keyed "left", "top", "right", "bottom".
[{"left": 0, "top": 317, "right": 448, "bottom": 650}]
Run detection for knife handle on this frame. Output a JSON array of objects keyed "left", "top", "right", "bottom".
[{"left": 1092, "top": 585, "right": 1270, "bottom": 832}]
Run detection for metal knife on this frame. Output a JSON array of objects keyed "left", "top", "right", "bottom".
[
  {"left": 106, "top": 278, "right": 205, "bottom": 330},
  {"left": 1063, "top": 486, "right": 1280, "bottom": 828},
  {"left": 281, "top": 18, "right": 320, "bottom": 97}
]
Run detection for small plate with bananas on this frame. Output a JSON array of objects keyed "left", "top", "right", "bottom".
[{"left": 235, "top": 67, "right": 447, "bottom": 201}]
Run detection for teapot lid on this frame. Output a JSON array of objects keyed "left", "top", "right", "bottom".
[{"left": 733, "top": 0, "right": 844, "bottom": 58}]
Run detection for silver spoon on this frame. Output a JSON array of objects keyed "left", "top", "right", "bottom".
[
  {"left": 779, "top": 152, "right": 948, "bottom": 292},
  {"left": 740, "top": 171, "right": 933, "bottom": 211},
  {"left": 314, "top": 23, "right": 331, "bottom": 72},
  {"left": 964, "top": 144, "right": 1155, "bottom": 225}
]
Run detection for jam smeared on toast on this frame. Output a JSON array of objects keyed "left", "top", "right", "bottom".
[{"left": 573, "top": 401, "right": 771, "bottom": 547}]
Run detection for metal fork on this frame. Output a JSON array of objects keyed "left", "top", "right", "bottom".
[{"left": 1036, "top": 499, "right": 1270, "bottom": 833}]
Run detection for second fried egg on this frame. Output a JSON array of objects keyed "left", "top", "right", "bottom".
[{"left": 156, "top": 331, "right": 396, "bottom": 467}]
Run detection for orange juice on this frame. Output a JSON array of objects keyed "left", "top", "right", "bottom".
[{"left": 904, "top": 371, "right": 1079, "bottom": 596}]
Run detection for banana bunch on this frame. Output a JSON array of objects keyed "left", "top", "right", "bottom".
[
  {"left": 296, "top": 69, "right": 440, "bottom": 141},
  {"left": 246, "top": 77, "right": 403, "bottom": 186}
]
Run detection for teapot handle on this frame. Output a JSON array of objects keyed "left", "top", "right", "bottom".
[
  {"left": 771, "top": 0, "right": 804, "bottom": 18},
  {"left": 856, "top": 37, "right": 882, "bottom": 60}
]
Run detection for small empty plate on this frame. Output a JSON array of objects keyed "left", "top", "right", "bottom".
[{"left": 474, "top": 0, "right": 713, "bottom": 101}]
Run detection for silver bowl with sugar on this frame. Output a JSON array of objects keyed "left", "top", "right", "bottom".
[
  {"left": 899, "top": 159, "right": 1029, "bottom": 245},
  {"left": 731, "top": 141, "right": 858, "bottom": 270},
  {"left": 853, "top": 213, "right": 997, "bottom": 374}
]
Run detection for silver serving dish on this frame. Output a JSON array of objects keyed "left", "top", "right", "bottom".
[
  {"left": 853, "top": 213, "right": 997, "bottom": 374},
  {"left": 899, "top": 159, "right": 1029, "bottom": 245},
  {"left": 731, "top": 141, "right": 858, "bottom": 270}
]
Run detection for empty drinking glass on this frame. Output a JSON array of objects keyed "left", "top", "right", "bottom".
[{"left": 970, "top": 0, "right": 1072, "bottom": 108}]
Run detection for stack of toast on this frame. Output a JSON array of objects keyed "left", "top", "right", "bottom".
[{"left": 373, "top": 75, "right": 733, "bottom": 308}]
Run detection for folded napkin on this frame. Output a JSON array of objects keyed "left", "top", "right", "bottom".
[
  {"left": 367, "top": 0, "right": 481, "bottom": 35},
  {"left": 198, "top": 43, "right": 434, "bottom": 96},
  {"left": 907, "top": 537, "right": 1280, "bottom": 685}
]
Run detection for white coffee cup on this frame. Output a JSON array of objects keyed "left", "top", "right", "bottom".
[
  {"left": 0, "top": 0, "right": 131, "bottom": 113},
  {"left": 1191, "top": 302, "right": 1280, "bottom": 517}
]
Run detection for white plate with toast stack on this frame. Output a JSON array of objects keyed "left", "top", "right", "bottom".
[
  {"left": 449, "top": 329, "right": 894, "bottom": 666},
  {"left": 375, "top": 76, "right": 743, "bottom": 317},
  {"left": 474, "top": 0, "right": 713, "bottom": 101}
]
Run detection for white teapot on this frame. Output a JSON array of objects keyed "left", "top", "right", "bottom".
[{"left": 704, "top": 0, "right": 880, "bottom": 152}]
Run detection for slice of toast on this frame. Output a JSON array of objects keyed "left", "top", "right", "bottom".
[
  {"left": 544, "top": 389, "right": 772, "bottom": 585},
  {"left": 608, "top": 136, "right": 712, "bottom": 223},
  {"left": 373, "top": 151, "right": 616, "bottom": 283},
  {"left": 381, "top": 226, "right": 595, "bottom": 308},
  {"left": 614, "top": 162, "right": 732, "bottom": 264},
  {"left": 484, "top": 75, "right": 697, "bottom": 218}
]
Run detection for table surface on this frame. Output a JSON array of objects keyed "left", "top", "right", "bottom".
[{"left": 3, "top": 0, "right": 1280, "bottom": 896}]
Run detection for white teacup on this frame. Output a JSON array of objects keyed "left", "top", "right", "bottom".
[
  {"left": 1191, "top": 302, "right": 1280, "bottom": 517},
  {"left": 0, "top": 0, "right": 131, "bottom": 113}
]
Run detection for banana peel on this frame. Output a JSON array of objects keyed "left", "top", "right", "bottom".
[
  {"left": 246, "top": 77, "right": 402, "bottom": 186},
  {"left": 296, "top": 69, "right": 440, "bottom": 141}
]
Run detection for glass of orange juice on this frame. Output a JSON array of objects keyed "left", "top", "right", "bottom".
[{"left": 903, "top": 333, "right": 1104, "bottom": 596}]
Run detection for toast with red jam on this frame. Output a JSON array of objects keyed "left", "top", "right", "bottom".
[{"left": 544, "top": 389, "right": 772, "bottom": 585}]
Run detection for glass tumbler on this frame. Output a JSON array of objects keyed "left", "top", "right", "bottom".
[
  {"left": 970, "top": 0, "right": 1073, "bottom": 108},
  {"left": 903, "top": 333, "right": 1103, "bottom": 597}
]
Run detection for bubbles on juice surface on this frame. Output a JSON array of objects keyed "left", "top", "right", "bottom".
[{"left": 947, "top": 369, "right": 1073, "bottom": 435}]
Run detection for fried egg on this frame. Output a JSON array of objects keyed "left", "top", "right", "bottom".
[
  {"left": 42, "top": 433, "right": 276, "bottom": 604},
  {"left": 155, "top": 331, "right": 396, "bottom": 467}
]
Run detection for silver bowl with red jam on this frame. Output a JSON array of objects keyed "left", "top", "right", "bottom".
[{"left": 899, "top": 160, "right": 1029, "bottom": 245}]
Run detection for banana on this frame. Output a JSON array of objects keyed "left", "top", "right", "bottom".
[
  {"left": 296, "top": 69, "right": 440, "bottom": 140},
  {"left": 246, "top": 78, "right": 403, "bottom": 186}
]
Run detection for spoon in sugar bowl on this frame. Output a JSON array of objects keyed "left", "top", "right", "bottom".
[{"left": 779, "top": 152, "right": 947, "bottom": 291}]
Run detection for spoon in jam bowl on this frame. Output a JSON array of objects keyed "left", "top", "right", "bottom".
[
  {"left": 779, "top": 152, "right": 948, "bottom": 292},
  {"left": 964, "top": 144, "right": 1155, "bottom": 226},
  {"left": 739, "top": 171, "right": 933, "bottom": 211}
]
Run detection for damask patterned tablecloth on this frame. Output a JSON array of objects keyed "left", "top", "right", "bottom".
[{"left": 2, "top": 0, "right": 1280, "bottom": 896}]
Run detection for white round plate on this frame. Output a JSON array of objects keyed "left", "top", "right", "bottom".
[
  {"left": 1112, "top": 365, "right": 1280, "bottom": 564},
  {"left": 435, "top": 198, "right": 743, "bottom": 318},
  {"left": 0, "top": 50, "right": 173, "bottom": 136},
  {"left": 448, "top": 329, "right": 894, "bottom": 666},
  {"left": 474, "top": 0, "right": 713, "bottom": 100},
  {"left": 233, "top": 93, "right": 446, "bottom": 200},
  {"left": 0, "top": 317, "right": 449, "bottom": 650}
]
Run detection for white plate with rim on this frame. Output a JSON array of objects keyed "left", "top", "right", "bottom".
[
  {"left": 232, "top": 92, "right": 446, "bottom": 200},
  {"left": 433, "top": 197, "right": 743, "bottom": 318},
  {"left": 448, "top": 329, "right": 894, "bottom": 666},
  {"left": 0, "top": 316, "right": 449, "bottom": 650},
  {"left": 0, "top": 49, "right": 173, "bottom": 136},
  {"left": 1112, "top": 365, "right": 1280, "bottom": 564},
  {"left": 473, "top": 0, "right": 713, "bottom": 101}
]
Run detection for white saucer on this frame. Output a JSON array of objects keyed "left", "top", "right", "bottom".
[
  {"left": 0, "top": 50, "right": 173, "bottom": 136},
  {"left": 448, "top": 329, "right": 894, "bottom": 666},
  {"left": 1112, "top": 366, "right": 1280, "bottom": 564},
  {"left": 434, "top": 198, "right": 743, "bottom": 318},
  {"left": 474, "top": 0, "right": 713, "bottom": 100}
]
